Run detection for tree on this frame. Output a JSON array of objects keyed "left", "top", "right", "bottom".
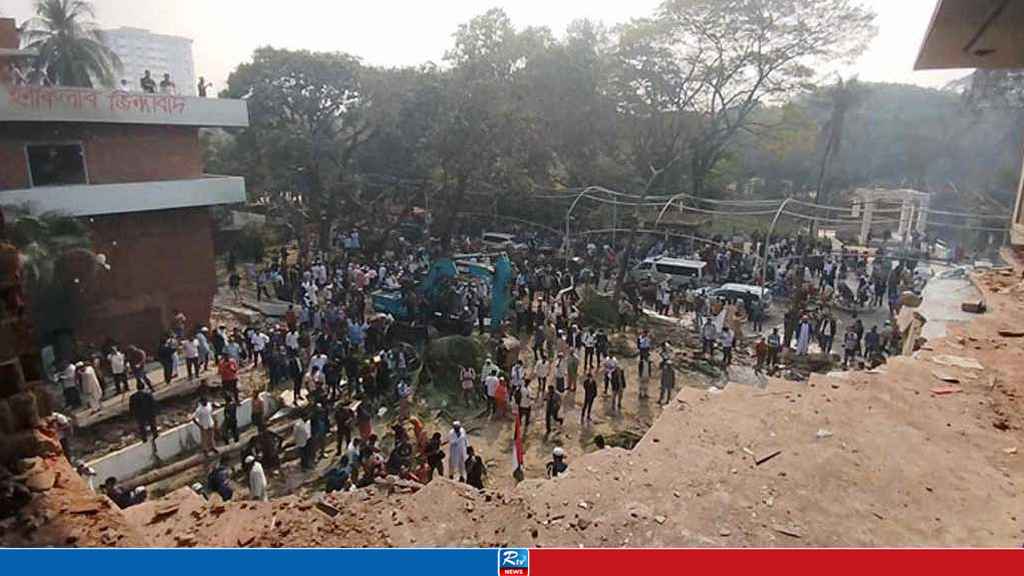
[
  {"left": 427, "top": 9, "right": 555, "bottom": 249},
  {"left": 223, "top": 47, "right": 371, "bottom": 245},
  {"left": 811, "top": 76, "right": 868, "bottom": 233},
  {"left": 2, "top": 205, "right": 97, "bottom": 360},
  {"left": 616, "top": 0, "right": 876, "bottom": 198},
  {"left": 21, "top": 0, "right": 121, "bottom": 88}
]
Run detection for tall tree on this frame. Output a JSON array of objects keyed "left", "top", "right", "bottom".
[
  {"left": 22, "top": 0, "right": 121, "bottom": 88},
  {"left": 812, "top": 76, "right": 868, "bottom": 233},
  {"left": 223, "top": 47, "right": 371, "bottom": 245}
]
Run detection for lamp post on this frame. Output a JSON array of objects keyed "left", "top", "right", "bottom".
[
  {"left": 564, "top": 187, "right": 597, "bottom": 268},
  {"left": 760, "top": 197, "right": 793, "bottom": 297}
]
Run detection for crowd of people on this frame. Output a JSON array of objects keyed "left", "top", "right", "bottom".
[{"left": 69, "top": 218, "right": 934, "bottom": 505}]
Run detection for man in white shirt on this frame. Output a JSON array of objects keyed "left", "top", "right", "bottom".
[
  {"left": 182, "top": 336, "right": 200, "bottom": 381},
  {"left": 554, "top": 352, "right": 567, "bottom": 392},
  {"left": 192, "top": 396, "right": 216, "bottom": 454},
  {"left": 293, "top": 415, "right": 312, "bottom": 469},
  {"left": 107, "top": 346, "right": 128, "bottom": 395},
  {"left": 310, "top": 351, "right": 329, "bottom": 373},
  {"left": 250, "top": 330, "right": 270, "bottom": 367},
  {"left": 484, "top": 370, "right": 500, "bottom": 417},
  {"left": 285, "top": 329, "right": 300, "bottom": 354}
]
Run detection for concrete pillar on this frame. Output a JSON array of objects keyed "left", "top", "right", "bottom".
[
  {"left": 859, "top": 199, "right": 875, "bottom": 245},
  {"left": 898, "top": 200, "right": 912, "bottom": 239},
  {"left": 915, "top": 195, "right": 929, "bottom": 234}
]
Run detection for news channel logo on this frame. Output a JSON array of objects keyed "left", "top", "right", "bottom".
[{"left": 498, "top": 548, "right": 530, "bottom": 576}]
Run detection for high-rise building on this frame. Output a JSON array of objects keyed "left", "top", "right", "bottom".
[{"left": 102, "top": 27, "right": 196, "bottom": 95}]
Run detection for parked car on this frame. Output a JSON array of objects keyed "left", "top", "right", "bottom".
[
  {"left": 699, "top": 283, "right": 773, "bottom": 310},
  {"left": 630, "top": 256, "right": 706, "bottom": 288}
]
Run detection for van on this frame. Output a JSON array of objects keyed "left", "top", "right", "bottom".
[
  {"left": 705, "top": 283, "right": 773, "bottom": 310},
  {"left": 481, "top": 232, "right": 524, "bottom": 250},
  {"left": 631, "top": 257, "right": 706, "bottom": 288}
]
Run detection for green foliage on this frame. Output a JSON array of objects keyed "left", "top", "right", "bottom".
[
  {"left": 232, "top": 223, "right": 274, "bottom": 262},
  {"left": 578, "top": 287, "right": 619, "bottom": 328},
  {"left": 421, "top": 335, "right": 484, "bottom": 390},
  {"left": 22, "top": 0, "right": 122, "bottom": 87}
]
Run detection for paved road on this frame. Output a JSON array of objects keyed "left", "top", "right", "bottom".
[{"left": 917, "top": 265, "right": 980, "bottom": 340}]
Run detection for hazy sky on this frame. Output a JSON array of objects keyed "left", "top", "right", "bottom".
[{"left": 4, "top": 0, "right": 968, "bottom": 91}]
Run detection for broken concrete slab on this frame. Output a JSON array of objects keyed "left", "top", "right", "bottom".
[
  {"left": 930, "top": 355, "right": 984, "bottom": 371},
  {"left": 961, "top": 301, "right": 986, "bottom": 314}
]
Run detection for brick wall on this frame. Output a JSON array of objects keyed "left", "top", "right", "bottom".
[
  {"left": 0, "top": 122, "right": 202, "bottom": 190},
  {"left": 80, "top": 207, "right": 217, "bottom": 350}
]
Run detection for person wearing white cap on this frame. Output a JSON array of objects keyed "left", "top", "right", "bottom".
[
  {"left": 246, "top": 455, "right": 268, "bottom": 501},
  {"left": 448, "top": 421, "right": 469, "bottom": 482},
  {"left": 546, "top": 446, "right": 568, "bottom": 478}
]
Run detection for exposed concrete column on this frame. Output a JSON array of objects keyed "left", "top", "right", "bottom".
[
  {"left": 859, "top": 199, "right": 875, "bottom": 245},
  {"left": 915, "top": 194, "right": 929, "bottom": 234},
  {"left": 898, "top": 199, "right": 912, "bottom": 239}
]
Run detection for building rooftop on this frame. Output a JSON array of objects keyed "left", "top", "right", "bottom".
[{"left": 0, "top": 84, "right": 248, "bottom": 127}]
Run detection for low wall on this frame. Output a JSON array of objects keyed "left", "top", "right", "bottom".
[{"left": 86, "top": 394, "right": 279, "bottom": 483}]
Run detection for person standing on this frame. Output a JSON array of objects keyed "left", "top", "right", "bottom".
[
  {"left": 658, "top": 360, "right": 676, "bottom": 404},
  {"left": 754, "top": 337, "right": 768, "bottom": 374},
  {"left": 819, "top": 314, "right": 837, "bottom": 355},
  {"left": 580, "top": 371, "right": 597, "bottom": 424},
  {"left": 566, "top": 349, "right": 579, "bottom": 393},
  {"left": 107, "top": 346, "right": 128, "bottom": 395},
  {"left": 79, "top": 362, "right": 104, "bottom": 410},
  {"left": 139, "top": 70, "right": 155, "bottom": 93},
  {"left": 767, "top": 328, "right": 781, "bottom": 373},
  {"left": 293, "top": 412, "right": 312, "bottom": 470},
  {"left": 126, "top": 345, "right": 152, "bottom": 391},
  {"left": 59, "top": 361, "right": 80, "bottom": 409},
  {"left": 460, "top": 365, "right": 476, "bottom": 407},
  {"left": 334, "top": 403, "right": 353, "bottom": 454},
  {"left": 544, "top": 385, "right": 563, "bottom": 439},
  {"left": 465, "top": 446, "right": 486, "bottom": 489},
  {"left": 483, "top": 370, "right": 500, "bottom": 417},
  {"left": 553, "top": 352, "right": 567, "bottom": 392},
  {"left": 197, "top": 76, "right": 212, "bottom": 98},
  {"left": 158, "top": 334, "right": 176, "bottom": 385},
  {"left": 636, "top": 329, "right": 652, "bottom": 377},
  {"left": 719, "top": 326, "right": 735, "bottom": 367},
  {"left": 246, "top": 456, "right": 268, "bottom": 501},
  {"left": 218, "top": 354, "right": 240, "bottom": 404},
  {"left": 222, "top": 394, "right": 240, "bottom": 444},
  {"left": 448, "top": 422, "right": 469, "bottom": 482},
  {"left": 192, "top": 395, "right": 216, "bottom": 455},
  {"left": 582, "top": 328, "right": 596, "bottom": 370},
  {"left": 843, "top": 327, "right": 859, "bottom": 368},
  {"left": 610, "top": 366, "right": 626, "bottom": 413},
  {"left": 701, "top": 319, "right": 717, "bottom": 357},
  {"left": 533, "top": 355, "right": 550, "bottom": 391},
  {"left": 795, "top": 316, "right": 813, "bottom": 356},
  {"left": 182, "top": 335, "right": 201, "bottom": 381},
  {"left": 129, "top": 383, "right": 158, "bottom": 441}
]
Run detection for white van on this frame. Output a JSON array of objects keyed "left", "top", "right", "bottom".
[
  {"left": 631, "top": 256, "right": 706, "bottom": 288},
  {"left": 481, "top": 232, "right": 524, "bottom": 250}
]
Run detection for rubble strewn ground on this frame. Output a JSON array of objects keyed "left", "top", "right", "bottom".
[{"left": 4, "top": 262, "right": 1023, "bottom": 547}]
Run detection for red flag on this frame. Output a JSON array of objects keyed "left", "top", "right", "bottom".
[{"left": 512, "top": 410, "right": 524, "bottom": 470}]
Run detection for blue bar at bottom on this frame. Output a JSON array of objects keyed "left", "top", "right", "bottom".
[{"left": 0, "top": 548, "right": 506, "bottom": 576}]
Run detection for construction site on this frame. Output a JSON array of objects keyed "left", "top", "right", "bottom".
[{"left": 2, "top": 0, "right": 1024, "bottom": 551}]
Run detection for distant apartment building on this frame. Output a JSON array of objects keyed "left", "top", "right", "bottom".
[{"left": 103, "top": 27, "right": 196, "bottom": 95}]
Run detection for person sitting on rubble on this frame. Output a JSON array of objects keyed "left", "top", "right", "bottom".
[
  {"left": 101, "top": 476, "right": 147, "bottom": 509},
  {"left": 206, "top": 459, "right": 234, "bottom": 501}
]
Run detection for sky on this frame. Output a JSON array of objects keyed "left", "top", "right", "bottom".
[{"left": 3, "top": 0, "right": 969, "bottom": 92}]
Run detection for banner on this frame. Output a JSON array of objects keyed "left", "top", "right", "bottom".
[{"left": 0, "top": 547, "right": 1020, "bottom": 576}]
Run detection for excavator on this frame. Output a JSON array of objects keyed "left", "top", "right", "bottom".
[{"left": 371, "top": 254, "right": 513, "bottom": 341}]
